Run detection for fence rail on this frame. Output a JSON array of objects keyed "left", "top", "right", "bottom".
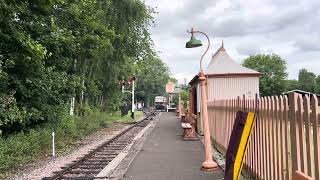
[{"left": 207, "top": 92, "right": 320, "bottom": 180}]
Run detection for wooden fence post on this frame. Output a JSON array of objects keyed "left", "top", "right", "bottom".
[
  {"left": 288, "top": 92, "right": 299, "bottom": 174},
  {"left": 284, "top": 95, "right": 290, "bottom": 180},
  {"left": 311, "top": 94, "right": 320, "bottom": 180},
  {"left": 303, "top": 95, "right": 312, "bottom": 177}
]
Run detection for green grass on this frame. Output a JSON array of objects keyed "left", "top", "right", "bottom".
[
  {"left": 113, "top": 111, "right": 143, "bottom": 123},
  {"left": 0, "top": 109, "right": 142, "bottom": 178}
]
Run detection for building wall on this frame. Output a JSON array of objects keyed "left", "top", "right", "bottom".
[
  {"left": 196, "top": 84, "right": 203, "bottom": 135},
  {"left": 207, "top": 76, "right": 259, "bottom": 101}
]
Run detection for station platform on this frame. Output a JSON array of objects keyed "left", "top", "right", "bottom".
[{"left": 122, "top": 112, "right": 224, "bottom": 180}]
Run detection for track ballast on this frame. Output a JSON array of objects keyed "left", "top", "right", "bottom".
[{"left": 43, "top": 110, "right": 156, "bottom": 180}]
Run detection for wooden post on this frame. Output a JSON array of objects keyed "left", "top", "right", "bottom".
[
  {"left": 311, "top": 94, "right": 319, "bottom": 180},
  {"left": 303, "top": 95, "right": 312, "bottom": 177},
  {"left": 288, "top": 92, "right": 299, "bottom": 174},
  {"left": 284, "top": 95, "right": 291, "bottom": 180}
]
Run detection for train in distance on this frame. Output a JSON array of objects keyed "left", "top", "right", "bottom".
[{"left": 154, "top": 96, "right": 167, "bottom": 111}]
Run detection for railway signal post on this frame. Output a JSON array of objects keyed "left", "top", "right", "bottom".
[
  {"left": 121, "top": 76, "right": 136, "bottom": 120},
  {"left": 131, "top": 76, "right": 135, "bottom": 120}
]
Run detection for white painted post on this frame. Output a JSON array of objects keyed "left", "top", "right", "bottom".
[
  {"left": 52, "top": 131, "right": 55, "bottom": 160},
  {"left": 132, "top": 80, "right": 135, "bottom": 120},
  {"left": 80, "top": 80, "right": 84, "bottom": 106},
  {"left": 69, "top": 97, "right": 75, "bottom": 115},
  {"left": 70, "top": 58, "right": 77, "bottom": 116}
]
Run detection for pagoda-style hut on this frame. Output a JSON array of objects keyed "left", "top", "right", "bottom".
[{"left": 189, "top": 42, "right": 261, "bottom": 134}]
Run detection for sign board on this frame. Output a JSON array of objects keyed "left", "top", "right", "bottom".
[
  {"left": 225, "top": 111, "right": 256, "bottom": 180},
  {"left": 165, "top": 82, "right": 175, "bottom": 93}
]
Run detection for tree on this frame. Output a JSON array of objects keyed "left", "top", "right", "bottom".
[
  {"left": 285, "top": 79, "right": 298, "bottom": 91},
  {"left": 170, "top": 88, "right": 186, "bottom": 108},
  {"left": 168, "top": 77, "right": 178, "bottom": 84},
  {"left": 0, "top": 0, "right": 157, "bottom": 134},
  {"left": 242, "top": 54, "right": 288, "bottom": 96},
  {"left": 316, "top": 75, "right": 320, "bottom": 94},
  {"left": 298, "top": 68, "right": 316, "bottom": 93},
  {"left": 134, "top": 56, "right": 170, "bottom": 106}
]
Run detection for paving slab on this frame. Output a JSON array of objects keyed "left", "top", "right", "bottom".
[{"left": 122, "top": 112, "right": 224, "bottom": 180}]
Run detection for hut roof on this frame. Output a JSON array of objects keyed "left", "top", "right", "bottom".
[
  {"left": 189, "top": 41, "right": 261, "bottom": 85},
  {"left": 205, "top": 42, "right": 261, "bottom": 76}
]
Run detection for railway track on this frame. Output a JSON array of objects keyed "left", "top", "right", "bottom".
[{"left": 43, "top": 110, "right": 157, "bottom": 180}]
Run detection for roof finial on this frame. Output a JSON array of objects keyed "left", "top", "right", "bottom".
[{"left": 221, "top": 40, "right": 225, "bottom": 51}]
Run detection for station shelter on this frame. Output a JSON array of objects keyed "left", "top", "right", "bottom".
[{"left": 188, "top": 42, "right": 262, "bottom": 134}]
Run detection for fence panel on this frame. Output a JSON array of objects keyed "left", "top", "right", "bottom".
[
  {"left": 283, "top": 95, "right": 290, "bottom": 180},
  {"left": 311, "top": 95, "right": 320, "bottom": 180},
  {"left": 207, "top": 92, "right": 320, "bottom": 180},
  {"left": 303, "top": 95, "right": 313, "bottom": 177}
]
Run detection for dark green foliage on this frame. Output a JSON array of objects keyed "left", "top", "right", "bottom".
[
  {"left": 134, "top": 56, "right": 170, "bottom": 106},
  {"left": 0, "top": 0, "right": 170, "bottom": 175},
  {"left": 171, "top": 88, "right": 188, "bottom": 109},
  {"left": 297, "top": 68, "right": 316, "bottom": 93},
  {"left": 316, "top": 76, "right": 320, "bottom": 94},
  {"left": 0, "top": 109, "right": 140, "bottom": 177},
  {"left": 242, "top": 54, "right": 288, "bottom": 96},
  {"left": 285, "top": 79, "right": 299, "bottom": 91},
  {"left": 0, "top": 0, "right": 160, "bottom": 134},
  {"left": 289, "top": 69, "right": 320, "bottom": 94}
]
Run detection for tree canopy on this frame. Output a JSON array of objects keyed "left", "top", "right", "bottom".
[
  {"left": 285, "top": 69, "right": 320, "bottom": 94},
  {"left": 297, "top": 68, "right": 317, "bottom": 93},
  {"left": 242, "top": 54, "right": 288, "bottom": 96},
  {"left": 134, "top": 56, "right": 170, "bottom": 106},
  {"left": 0, "top": 0, "right": 170, "bottom": 135}
]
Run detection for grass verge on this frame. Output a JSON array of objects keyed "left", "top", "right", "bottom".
[{"left": 0, "top": 110, "right": 142, "bottom": 178}]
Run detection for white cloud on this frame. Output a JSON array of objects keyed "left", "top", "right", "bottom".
[{"left": 145, "top": 0, "right": 320, "bottom": 81}]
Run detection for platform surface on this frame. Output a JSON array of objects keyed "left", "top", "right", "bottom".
[{"left": 122, "top": 112, "right": 224, "bottom": 180}]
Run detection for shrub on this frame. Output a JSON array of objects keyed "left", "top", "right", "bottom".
[{"left": 0, "top": 109, "right": 134, "bottom": 177}]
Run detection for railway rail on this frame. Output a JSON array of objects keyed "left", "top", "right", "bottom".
[{"left": 43, "top": 110, "right": 157, "bottom": 180}]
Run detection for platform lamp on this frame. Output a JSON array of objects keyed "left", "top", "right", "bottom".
[{"left": 185, "top": 27, "right": 218, "bottom": 171}]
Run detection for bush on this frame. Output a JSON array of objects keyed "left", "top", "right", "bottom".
[
  {"left": 0, "top": 109, "right": 135, "bottom": 177},
  {"left": 0, "top": 128, "right": 51, "bottom": 174}
]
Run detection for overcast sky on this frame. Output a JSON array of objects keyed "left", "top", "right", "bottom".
[{"left": 144, "top": 0, "right": 320, "bottom": 83}]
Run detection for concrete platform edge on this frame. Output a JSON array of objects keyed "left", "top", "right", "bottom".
[{"left": 95, "top": 113, "right": 161, "bottom": 180}]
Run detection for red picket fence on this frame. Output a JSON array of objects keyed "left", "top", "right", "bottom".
[{"left": 207, "top": 92, "right": 320, "bottom": 180}]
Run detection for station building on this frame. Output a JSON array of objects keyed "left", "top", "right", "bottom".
[{"left": 188, "top": 42, "right": 262, "bottom": 134}]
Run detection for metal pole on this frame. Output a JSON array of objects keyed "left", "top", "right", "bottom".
[
  {"left": 132, "top": 80, "right": 135, "bottom": 120},
  {"left": 178, "top": 92, "right": 182, "bottom": 118},
  {"left": 199, "top": 72, "right": 217, "bottom": 170},
  {"left": 52, "top": 131, "right": 55, "bottom": 160},
  {"left": 188, "top": 27, "right": 217, "bottom": 171}
]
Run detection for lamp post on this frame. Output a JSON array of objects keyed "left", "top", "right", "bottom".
[{"left": 185, "top": 27, "right": 218, "bottom": 171}]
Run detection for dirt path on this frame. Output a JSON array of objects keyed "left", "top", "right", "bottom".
[{"left": 7, "top": 122, "right": 130, "bottom": 180}]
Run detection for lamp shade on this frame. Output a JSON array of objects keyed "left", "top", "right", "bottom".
[{"left": 185, "top": 35, "right": 202, "bottom": 48}]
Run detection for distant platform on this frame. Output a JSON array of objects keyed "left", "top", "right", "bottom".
[{"left": 167, "top": 107, "right": 176, "bottom": 112}]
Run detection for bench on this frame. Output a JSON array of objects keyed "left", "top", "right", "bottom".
[
  {"left": 181, "top": 121, "right": 197, "bottom": 141},
  {"left": 181, "top": 122, "right": 192, "bottom": 129}
]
